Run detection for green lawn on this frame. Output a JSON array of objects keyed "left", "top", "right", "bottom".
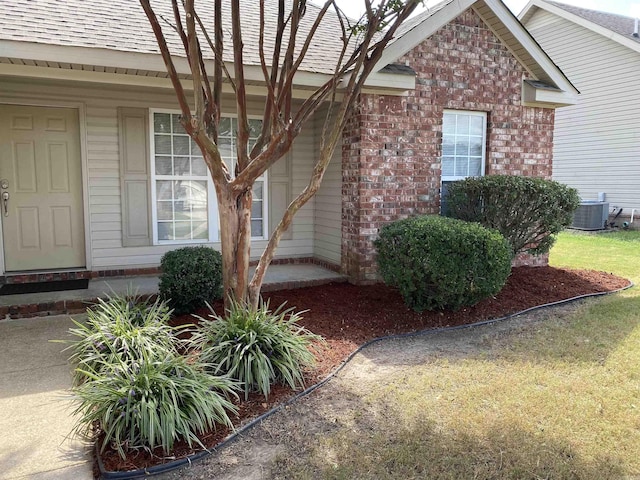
[{"left": 276, "top": 231, "right": 640, "bottom": 479}]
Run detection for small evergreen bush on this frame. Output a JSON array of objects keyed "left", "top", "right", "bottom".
[
  {"left": 374, "top": 215, "right": 512, "bottom": 311},
  {"left": 159, "top": 246, "right": 223, "bottom": 314},
  {"left": 193, "top": 300, "right": 322, "bottom": 400},
  {"left": 444, "top": 175, "right": 580, "bottom": 256}
]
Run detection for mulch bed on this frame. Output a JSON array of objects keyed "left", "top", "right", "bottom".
[{"left": 98, "top": 266, "right": 630, "bottom": 474}]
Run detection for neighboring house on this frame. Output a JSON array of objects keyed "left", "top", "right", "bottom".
[
  {"left": 521, "top": 0, "right": 640, "bottom": 219},
  {"left": 0, "top": 0, "right": 577, "bottom": 284}
]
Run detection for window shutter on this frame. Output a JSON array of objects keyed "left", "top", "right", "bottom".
[
  {"left": 118, "top": 107, "right": 152, "bottom": 247},
  {"left": 268, "top": 153, "right": 293, "bottom": 240}
]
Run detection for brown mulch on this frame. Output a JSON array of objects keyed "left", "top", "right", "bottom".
[{"left": 98, "top": 266, "right": 630, "bottom": 474}]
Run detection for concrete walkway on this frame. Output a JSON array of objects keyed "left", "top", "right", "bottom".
[
  {"left": 0, "top": 263, "right": 345, "bottom": 478},
  {"left": 0, "top": 314, "right": 93, "bottom": 480}
]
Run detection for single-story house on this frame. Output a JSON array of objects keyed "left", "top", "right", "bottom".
[
  {"left": 521, "top": 0, "right": 640, "bottom": 221},
  {"left": 0, "top": 0, "right": 577, "bottom": 285}
]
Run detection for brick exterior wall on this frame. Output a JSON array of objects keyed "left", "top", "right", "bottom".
[{"left": 342, "top": 9, "right": 556, "bottom": 283}]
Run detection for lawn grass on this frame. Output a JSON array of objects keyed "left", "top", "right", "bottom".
[{"left": 275, "top": 231, "right": 640, "bottom": 479}]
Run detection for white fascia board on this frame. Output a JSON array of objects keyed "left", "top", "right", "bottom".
[
  {"left": 0, "top": 63, "right": 321, "bottom": 100},
  {"left": 483, "top": 0, "right": 578, "bottom": 95},
  {"left": 373, "top": 0, "right": 477, "bottom": 73},
  {"left": 521, "top": 80, "right": 578, "bottom": 107},
  {"left": 0, "top": 40, "right": 333, "bottom": 89},
  {"left": 520, "top": 0, "right": 640, "bottom": 55}
]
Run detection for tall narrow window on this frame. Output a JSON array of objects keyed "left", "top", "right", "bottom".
[
  {"left": 151, "top": 112, "right": 267, "bottom": 244},
  {"left": 441, "top": 110, "right": 487, "bottom": 214},
  {"left": 441, "top": 110, "right": 487, "bottom": 181}
]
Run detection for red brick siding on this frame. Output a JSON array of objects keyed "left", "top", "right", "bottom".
[{"left": 342, "top": 9, "right": 555, "bottom": 282}]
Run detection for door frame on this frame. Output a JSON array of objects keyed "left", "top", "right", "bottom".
[{"left": 0, "top": 97, "right": 91, "bottom": 274}]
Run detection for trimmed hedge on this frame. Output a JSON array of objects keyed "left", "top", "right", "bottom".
[
  {"left": 444, "top": 175, "right": 580, "bottom": 256},
  {"left": 374, "top": 215, "right": 512, "bottom": 312},
  {"left": 159, "top": 246, "right": 223, "bottom": 314}
]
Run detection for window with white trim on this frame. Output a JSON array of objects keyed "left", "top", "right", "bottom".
[
  {"left": 151, "top": 112, "right": 266, "bottom": 244},
  {"left": 441, "top": 110, "right": 487, "bottom": 182}
]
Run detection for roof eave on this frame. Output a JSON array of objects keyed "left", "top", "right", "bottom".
[
  {"left": 519, "top": 0, "right": 640, "bottom": 54},
  {"left": 522, "top": 79, "right": 578, "bottom": 107}
]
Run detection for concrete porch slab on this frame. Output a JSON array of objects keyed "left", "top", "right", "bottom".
[{"left": 0, "top": 264, "right": 347, "bottom": 319}]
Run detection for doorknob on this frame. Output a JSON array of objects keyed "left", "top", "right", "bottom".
[
  {"left": 2, "top": 191, "right": 8, "bottom": 217},
  {"left": 0, "top": 179, "right": 8, "bottom": 190}
]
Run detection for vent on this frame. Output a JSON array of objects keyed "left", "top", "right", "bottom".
[{"left": 572, "top": 201, "right": 609, "bottom": 230}]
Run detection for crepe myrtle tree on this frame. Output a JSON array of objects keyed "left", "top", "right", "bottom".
[{"left": 140, "top": 0, "right": 422, "bottom": 308}]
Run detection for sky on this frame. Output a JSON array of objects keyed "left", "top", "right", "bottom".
[{"left": 334, "top": 0, "right": 640, "bottom": 19}]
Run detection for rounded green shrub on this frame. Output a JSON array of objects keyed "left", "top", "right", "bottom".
[
  {"left": 444, "top": 175, "right": 580, "bottom": 256},
  {"left": 159, "top": 246, "right": 223, "bottom": 314},
  {"left": 374, "top": 215, "right": 512, "bottom": 312},
  {"left": 192, "top": 299, "right": 322, "bottom": 400}
]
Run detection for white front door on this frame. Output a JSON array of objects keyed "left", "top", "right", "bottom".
[{"left": 0, "top": 105, "right": 85, "bottom": 272}]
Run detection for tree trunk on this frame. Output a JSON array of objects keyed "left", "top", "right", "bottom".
[{"left": 215, "top": 184, "right": 252, "bottom": 308}]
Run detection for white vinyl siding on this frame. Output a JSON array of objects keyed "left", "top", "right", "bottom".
[
  {"left": 0, "top": 79, "right": 316, "bottom": 270},
  {"left": 525, "top": 9, "right": 640, "bottom": 211},
  {"left": 313, "top": 107, "right": 342, "bottom": 266}
]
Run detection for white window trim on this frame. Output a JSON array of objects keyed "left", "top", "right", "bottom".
[
  {"left": 441, "top": 109, "right": 487, "bottom": 182},
  {"left": 149, "top": 109, "right": 269, "bottom": 245}
]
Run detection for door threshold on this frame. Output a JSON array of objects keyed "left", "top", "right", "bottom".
[{"left": 2, "top": 269, "right": 91, "bottom": 284}]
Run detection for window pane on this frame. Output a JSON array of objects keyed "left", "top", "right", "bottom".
[
  {"left": 248, "top": 119, "right": 262, "bottom": 139},
  {"left": 154, "top": 135, "right": 171, "bottom": 155},
  {"left": 455, "top": 159, "right": 469, "bottom": 177},
  {"left": 469, "top": 158, "right": 483, "bottom": 177},
  {"left": 158, "top": 222, "right": 173, "bottom": 240},
  {"left": 155, "top": 156, "right": 172, "bottom": 175},
  {"left": 174, "top": 157, "right": 190, "bottom": 176},
  {"left": 173, "top": 135, "right": 190, "bottom": 156},
  {"left": 190, "top": 205, "right": 208, "bottom": 221},
  {"left": 190, "top": 138, "right": 200, "bottom": 155},
  {"left": 192, "top": 157, "right": 207, "bottom": 176},
  {"left": 174, "top": 181, "right": 189, "bottom": 202},
  {"left": 173, "top": 221, "right": 192, "bottom": 240},
  {"left": 457, "top": 115, "right": 470, "bottom": 135},
  {"left": 154, "top": 113, "right": 171, "bottom": 134},
  {"left": 442, "top": 157, "right": 455, "bottom": 177},
  {"left": 443, "top": 114, "right": 456, "bottom": 136},
  {"left": 251, "top": 219, "right": 263, "bottom": 237},
  {"left": 192, "top": 221, "right": 209, "bottom": 239},
  {"left": 442, "top": 140, "right": 455, "bottom": 156},
  {"left": 156, "top": 180, "right": 173, "bottom": 200},
  {"left": 455, "top": 140, "right": 469, "bottom": 156},
  {"left": 470, "top": 138, "right": 483, "bottom": 157},
  {"left": 251, "top": 199, "right": 263, "bottom": 218},
  {"left": 219, "top": 117, "right": 232, "bottom": 137},
  {"left": 190, "top": 181, "right": 208, "bottom": 210},
  {"left": 172, "top": 114, "right": 186, "bottom": 135},
  {"left": 470, "top": 116, "right": 484, "bottom": 136},
  {"left": 253, "top": 181, "right": 263, "bottom": 200},
  {"left": 157, "top": 201, "right": 173, "bottom": 221}
]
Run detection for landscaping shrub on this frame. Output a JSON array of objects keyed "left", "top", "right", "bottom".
[
  {"left": 193, "top": 299, "right": 322, "bottom": 399},
  {"left": 444, "top": 175, "right": 580, "bottom": 256},
  {"left": 159, "top": 246, "right": 223, "bottom": 314},
  {"left": 374, "top": 215, "right": 512, "bottom": 312},
  {"left": 72, "top": 354, "right": 236, "bottom": 459},
  {"left": 66, "top": 293, "right": 184, "bottom": 385}
]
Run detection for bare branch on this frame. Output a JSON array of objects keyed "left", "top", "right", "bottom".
[{"left": 231, "top": 0, "right": 249, "bottom": 172}]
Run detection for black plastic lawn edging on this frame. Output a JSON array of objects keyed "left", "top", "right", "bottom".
[{"left": 98, "top": 280, "right": 634, "bottom": 479}]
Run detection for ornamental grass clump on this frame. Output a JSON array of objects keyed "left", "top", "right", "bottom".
[
  {"left": 375, "top": 215, "right": 512, "bottom": 312},
  {"left": 65, "top": 293, "right": 185, "bottom": 386},
  {"left": 72, "top": 355, "right": 237, "bottom": 459},
  {"left": 193, "top": 299, "right": 322, "bottom": 400}
]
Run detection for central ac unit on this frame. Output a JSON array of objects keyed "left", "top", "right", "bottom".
[{"left": 572, "top": 201, "right": 609, "bottom": 230}]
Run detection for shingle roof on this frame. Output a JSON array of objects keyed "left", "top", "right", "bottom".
[
  {"left": 546, "top": 1, "right": 640, "bottom": 44},
  {"left": 0, "top": 0, "right": 439, "bottom": 75},
  {"left": 0, "top": 0, "right": 363, "bottom": 74}
]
